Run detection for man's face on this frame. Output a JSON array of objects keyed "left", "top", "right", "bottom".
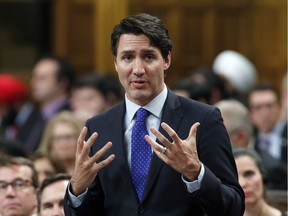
[
  {"left": 0, "top": 165, "right": 37, "bottom": 216},
  {"left": 30, "top": 59, "right": 62, "bottom": 105},
  {"left": 70, "top": 87, "right": 108, "bottom": 121},
  {"left": 249, "top": 90, "right": 281, "bottom": 133},
  {"left": 114, "top": 34, "right": 171, "bottom": 106},
  {"left": 40, "top": 180, "right": 69, "bottom": 216}
]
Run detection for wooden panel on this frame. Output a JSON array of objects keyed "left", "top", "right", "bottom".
[{"left": 51, "top": 0, "right": 286, "bottom": 90}]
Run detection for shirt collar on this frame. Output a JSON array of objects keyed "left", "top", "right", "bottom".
[{"left": 125, "top": 86, "right": 168, "bottom": 123}]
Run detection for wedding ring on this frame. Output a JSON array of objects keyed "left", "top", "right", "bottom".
[{"left": 161, "top": 146, "right": 167, "bottom": 155}]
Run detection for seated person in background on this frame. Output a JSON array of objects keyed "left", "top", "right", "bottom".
[
  {"left": 248, "top": 82, "right": 287, "bottom": 190},
  {"left": 0, "top": 137, "right": 27, "bottom": 157},
  {"left": 214, "top": 99, "right": 254, "bottom": 149},
  {"left": 70, "top": 73, "right": 123, "bottom": 124},
  {"left": 190, "top": 67, "right": 228, "bottom": 104},
  {"left": 29, "top": 152, "right": 65, "bottom": 186},
  {"left": 0, "top": 156, "right": 38, "bottom": 216},
  {"left": 233, "top": 148, "right": 287, "bottom": 216},
  {"left": 172, "top": 78, "right": 212, "bottom": 103},
  {"left": 38, "top": 173, "right": 70, "bottom": 216},
  {"left": 39, "top": 111, "right": 82, "bottom": 175},
  {"left": 16, "top": 55, "right": 75, "bottom": 153}
]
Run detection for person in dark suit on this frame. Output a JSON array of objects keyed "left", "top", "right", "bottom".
[
  {"left": 64, "top": 13, "right": 244, "bottom": 216},
  {"left": 16, "top": 55, "right": 75, "bottom": 153}
]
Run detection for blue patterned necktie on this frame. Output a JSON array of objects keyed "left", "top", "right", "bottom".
[{"left": 131, "top": 107, "right": 152, "bottom": 201}]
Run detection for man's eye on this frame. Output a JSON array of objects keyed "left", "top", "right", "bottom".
[
  {"left": 43, "top": 203, "right": 53, "bottom": 209},
  {"left": 14, "top": 180, "right": 25, "bottom": 188},
  {"left": 123, "top": 55, "right": 132, "bottom": 61},
  {"left": 145, "top": 55, "right": 154, "bottom": 61}
]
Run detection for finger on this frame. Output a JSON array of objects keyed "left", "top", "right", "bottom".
[
  {"left": 187, "top": 122, "right": 200, "bottom": 141},
  {"left": 94, "top": 154, "right": 115, "bottom": 172},
  {"left": 76, "top": 127, "right": 88, "bottom": 156},
  {"left": 149, "top": 127, "right": 172, "bottom": 148},
  {"left": 160, "top": 122, "right": 182, "bottom": 147},
  {"left": 145, "top": 135, "right": 166, "bottom": 154},
  {"left": 81, "top": 132, "right": 98, "bottom": 158},
  {"left": 90, "top": 141, "right": 113, "bottom": 164}
]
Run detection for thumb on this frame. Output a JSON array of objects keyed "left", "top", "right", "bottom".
[{"left": 187, "top": 122, "right": 200, "bottom": 141}]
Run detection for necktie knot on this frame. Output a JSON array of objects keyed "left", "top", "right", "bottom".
[{"left": 135, "top": 108, "right": 149, "bottom": 122}]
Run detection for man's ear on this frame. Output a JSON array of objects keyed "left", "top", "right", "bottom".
[
  {"left": 164, "top": 52, "right": 171, "bottom": 70},
  {"left": 114, "top": 58, "right": 118, "bottom": 72}
]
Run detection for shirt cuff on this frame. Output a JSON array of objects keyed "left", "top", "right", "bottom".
[
  {"left": 67, "top": 182, "right": 88, "bottom": 208},
  {"left": 182, "top": 163, "right": 205, "bottom": 193}
]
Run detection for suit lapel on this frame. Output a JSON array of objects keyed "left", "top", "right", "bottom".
[{"left": 142, "top": 90, "right": 183, "bottom": 201}]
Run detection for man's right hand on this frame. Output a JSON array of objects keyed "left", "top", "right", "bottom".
[{"left": 70, "top": 127, "right": 115, "bottom": 196}]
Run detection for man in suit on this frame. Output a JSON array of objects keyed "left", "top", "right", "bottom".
[
  {"left": 16, "top": 55, "right": 75, "bottom": 153},
  {"left": 64, "top": 13, "right": 244, "bottom": 216},
  {"left": 248, "top": 82, "right": 287, "bottom": 190}
]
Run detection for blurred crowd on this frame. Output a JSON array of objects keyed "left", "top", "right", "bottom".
[{"left": 0, "top": 50, "right": 286, "bottom": 216}]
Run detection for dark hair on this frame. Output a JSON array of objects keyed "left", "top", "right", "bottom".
[
  {"left": 233, "top": 148, "right": 266, "bottom": 181},
  {"left": 0, "top": 156, "right": 38, "bottom": 188},
  {"left": 73, "top": 73, "right": 124, "bottom": 100},
  {"left": 36, "top": 55, "right": 76, "bottom": 93},
  {"left": 37, "top": 173, "right": 71, "bottom": 212},
  {"left": 248, "top": 82, "right": 281, "bottom": 103},
  {"left": 111, "top": 13, "right": 173, "bottom": 59}
]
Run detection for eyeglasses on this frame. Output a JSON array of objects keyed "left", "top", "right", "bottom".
[
  {"left": 249, "top": 101, "right": 279, "bottom": 112},
  {"left": 51, "top": 134, "right": 78, "bottom": 142},
  {"left": 0, "top": 178, "right": 33, "bottom": 194}
]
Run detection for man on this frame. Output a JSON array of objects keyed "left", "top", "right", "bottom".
[
  {"left": 0, "top": 156, "right": 38, "bottom": 216},
  {"left": 38, "top": 173, "right": 70, "bottom": 216},
  {"left": 64, "top": 13, "right": 244, "bottom": 215},
  {"left": 215, "top": 99, "right": 254, "bottom": 149},
  {"left": 70, "top": 73, "right": 123, "bottom": 124},
  {"left": 16, "top": 55, "right": 75, "bottom": 153},
  {"left": 248, "top": 82, "right": 287, "bottom": 190}
]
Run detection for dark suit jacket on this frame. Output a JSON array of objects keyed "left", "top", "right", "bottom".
[
  {"left": 17, "top": 100, "right": 70, "bottom": 153},
  {"left": 64, "top": 90, "right": 244, "bottom": 216},
  {"left": 254, "top": 123, "right": 287, "bottom": 190}
]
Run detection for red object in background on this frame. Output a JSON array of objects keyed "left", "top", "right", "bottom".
[{"left": 0, "top": 73, "right": 27, "bottom": 105}]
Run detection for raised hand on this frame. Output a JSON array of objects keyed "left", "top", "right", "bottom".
[
  {"left": 70, "top": 127, "right": 115, "bottom": 196},
  {"left": 145, "top": 122, "right": 201, "bottom": 181}
]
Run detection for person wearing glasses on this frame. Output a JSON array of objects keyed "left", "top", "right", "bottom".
[{"left": 0, "top": 156, "right": 38, "bottom": 216}]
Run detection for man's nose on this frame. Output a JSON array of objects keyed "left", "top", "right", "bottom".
[
  {"left": 51, "top": 205, "right": 64, "bottom": 216},
  {"left": 133, "top": 58, "right": 145, "bottom": 75},
  {"left": 5, "top": 185, "right": 16, "bottom": 197}
]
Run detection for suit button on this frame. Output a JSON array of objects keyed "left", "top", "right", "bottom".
[{"left": 138, "top": 207, "right": 145, "bottom": 214}]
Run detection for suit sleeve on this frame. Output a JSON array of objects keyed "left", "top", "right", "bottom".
[{"left": 191, "top": 107, "right": 245, "bottom": 216}]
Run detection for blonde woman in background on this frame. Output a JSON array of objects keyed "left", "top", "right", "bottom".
[{"left": 39, "top": 111, "right": 82, "bottom": 175}]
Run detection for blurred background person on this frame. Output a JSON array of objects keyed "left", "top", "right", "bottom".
[
  {"left": 0, "top": 137, "right": 27, "bottom": 158},
  {"left": 280, "top": 72, "right": 287, "bottom": 123},
  {"left": 0, "top": 156, "right": 38, "bottom": 216},
  {"left": 0, "top": 73, "right": 28, "bottom": 139},
  {"left": 213, "top": 50, "right": 258, "bottom": 104},
  {"left": 16, "top": 55, "right": 75, "bottom": 154},
  {"left": 38, "top": 173, "right": 70, "bottom": 216},
  {"left": 70, "top": 72, "right": 123, "bottom": 124},
  {"left": 172, "top": 77, "right": 212, "bottom": 103},
  {"left": 38, "top": 111, "right": 82, "bottom": 175},
  {"left": 172, "top": 67, "right": 228, "bottom": 105},
  {"left": 214, "top": 99, "right": 254, "bottom": 149},
  {"left": 248, "top": 82, "right": 287, "bottom": 190},
  {"left": 234, "top": 148, "right": 287, "bottom": 216},
  {"left": 29, "top": 152, "right": 64, "bottom": 186}
]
